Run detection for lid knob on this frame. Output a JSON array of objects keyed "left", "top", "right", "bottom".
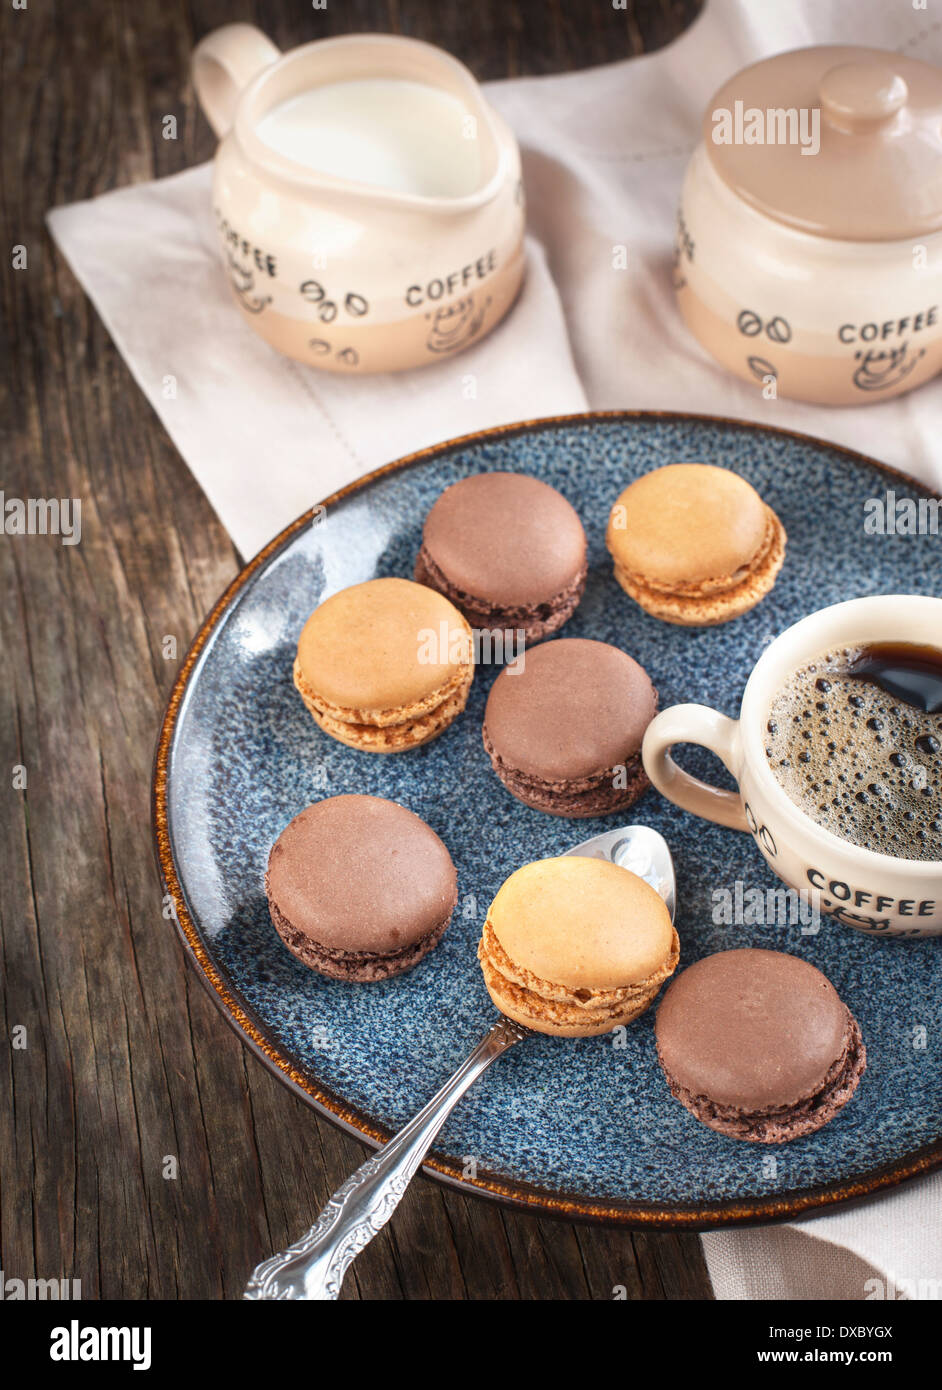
[{"left": 819, "top": 61, "right": 908, "bottom": 133}]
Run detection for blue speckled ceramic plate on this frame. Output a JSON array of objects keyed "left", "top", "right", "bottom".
[{"left": 154, "top": 412, "right": 942, "bottom": 1228}]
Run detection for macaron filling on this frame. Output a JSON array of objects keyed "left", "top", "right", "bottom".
[
  {"left": 267, "top": 890, "right": 452, "bottom": 984},
  {"left": 478, "top": 917, "right": 680, "bottom": 1031},
  {"left": 482, "top": 725, "right": 650, "bottom": 818},
  {"left": 294, "top": 655, "right": 473, "bottom": 751},
  {"left": 415, "top": 544, "right": 587, "bottom": 642},
  {"left": 655, "top": 948, "right": 865, "bottom": 1143},
  {"left": 659, "top": 1011, "right": 865, "bottom": 1144}
]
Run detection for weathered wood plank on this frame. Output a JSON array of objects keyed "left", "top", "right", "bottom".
[{"left": 0, "top": 0, "right": 711, "bottom": 1300}]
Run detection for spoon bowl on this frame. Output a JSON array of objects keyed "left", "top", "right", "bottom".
[{"left": 565, "top": 823, "right": 676, "bottom": 922}]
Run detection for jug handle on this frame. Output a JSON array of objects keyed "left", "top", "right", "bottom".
[{"left": 192, "top": 24, "right": 281, "bottom": 138}]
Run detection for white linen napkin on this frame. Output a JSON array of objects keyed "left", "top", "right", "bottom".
[{"left": 47, "top": 0, "right": 941, "bottom": 1299}]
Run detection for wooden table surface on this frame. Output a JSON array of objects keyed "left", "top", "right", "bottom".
[{"left": 1, "top": 0, "right": 712, "bottom": 1300}]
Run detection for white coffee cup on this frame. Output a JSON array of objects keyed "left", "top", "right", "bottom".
[{"left": 642, "top": 596, "right": 942, "bottom": 938}]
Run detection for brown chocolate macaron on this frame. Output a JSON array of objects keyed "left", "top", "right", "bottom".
[
  {"left": 655, "top": 949, "right": 865, "bottom": 1143},
  {"left": 483, "top": 638, "right": 657, "bottom": 817},
  {"left": 265, "top": 795, "right": 457, "bottom": 982},
  {"left": 415, "top": 471, "right": 587, "bottom": 644}
]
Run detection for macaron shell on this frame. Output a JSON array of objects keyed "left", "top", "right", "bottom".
[
  {"left": 606, "top": 463, "right": 770, "bottom": 586},
  {"left": 296, "top": 577, "right": 472, "bottom": 712},
  {"left": 414, "top": 547, "right": 586, "bottom": 645},
  {"left": 265, "top": 794, "right": 457, "bottom": 955},
  {"left": 487, "top": 856, "right": 675, "bottom": 991},
  {"left": 482, "top": 728, "right": 651, "bottom": 817},
  {"left": 483, "top": 638, "right": 657, "bottom": 781},
  {"left": 614, "top": 509, "right": 786, "bottom": 626},
  {"left": 479, "top": 956, "right": 670, "bottom": 1036},
  {"left": 655, "top": 948, "right": 850, "bottom": 1112},
  {"left": 294, "top": 656, "right": 472, "bottom": 752},
  {"left": 478, "top": 917, "right": 679, "bottom": 1036},
  {"left": 667, "top": 1016, "right": 866, "bottom": 1143},
  {"left": 270, "top": 901, "right": 450, "bottom": 983},
  {"left": 421, "top": 472, "right": 587, "bottom": 607}
]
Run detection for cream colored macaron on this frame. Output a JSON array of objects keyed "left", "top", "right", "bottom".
[
  {"left": 294, "top": 577, "right": 474, "bottom": 751},
  {"left": 606, "top": 463, "right": 786, "bottom": 625},
  {"left": 477, "top": 856, "right": 679, "bottom": 1036}
]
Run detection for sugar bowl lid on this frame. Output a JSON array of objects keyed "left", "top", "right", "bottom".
[{"left": 705, "top": 44, "right": 942, "bottom": 240}]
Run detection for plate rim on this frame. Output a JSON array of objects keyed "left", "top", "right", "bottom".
[{"left": 152, "top": 407, "right": 942, "bottom": 1230}]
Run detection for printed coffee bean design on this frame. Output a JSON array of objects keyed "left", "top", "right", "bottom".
[
  {"left": 737, "top": 309, "right": 792, "bottom": 343},
  {"left": 747, "top": 355, "right": 777, "bottom": 382},
  {"left": 308, "top": 338, "right": 360, "bottom": 367},
  {"left": 300, "top": 280, "right": 370, "bottom": 322},
  {"left": 744, "top": 801, "right": 777, "bottom": 857}
]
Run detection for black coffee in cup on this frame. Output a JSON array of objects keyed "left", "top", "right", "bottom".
[{"left": 765, "top": 643, "right": 942, "bottom": 861}]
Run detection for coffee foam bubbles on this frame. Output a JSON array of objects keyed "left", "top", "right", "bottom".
[{"left": 766, "top": 648, "right": 942, "bottom": 863}]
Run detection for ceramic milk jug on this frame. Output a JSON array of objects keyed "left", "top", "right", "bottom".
[
  {"left": 192, "top": 25, "right": 526, "bottom": 373},
  {"left": 675, "top": 45, "right": 942, "bottom": 404}
]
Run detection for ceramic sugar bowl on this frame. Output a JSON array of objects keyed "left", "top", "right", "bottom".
[
  {"left": 675, "top": 45, "right": 942, "bottom": 404},
  {"left": 192, "top": 25, "right": 526, "bottom": 373}
]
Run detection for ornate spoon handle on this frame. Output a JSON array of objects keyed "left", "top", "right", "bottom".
[{"left": 244, "top": 1016, "right": 531, "bottom": 1300}]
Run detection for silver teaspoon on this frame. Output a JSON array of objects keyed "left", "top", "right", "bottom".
[{"left": 244, "top": 823, "right": 677, "bottom": 1300}]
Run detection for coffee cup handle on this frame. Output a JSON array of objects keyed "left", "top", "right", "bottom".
[
  {"left": 192, "top": 24, "right": 281, "bottom": 138},
  {"left": 642, "top": 704, "right": 750, "bottom": 832}
]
